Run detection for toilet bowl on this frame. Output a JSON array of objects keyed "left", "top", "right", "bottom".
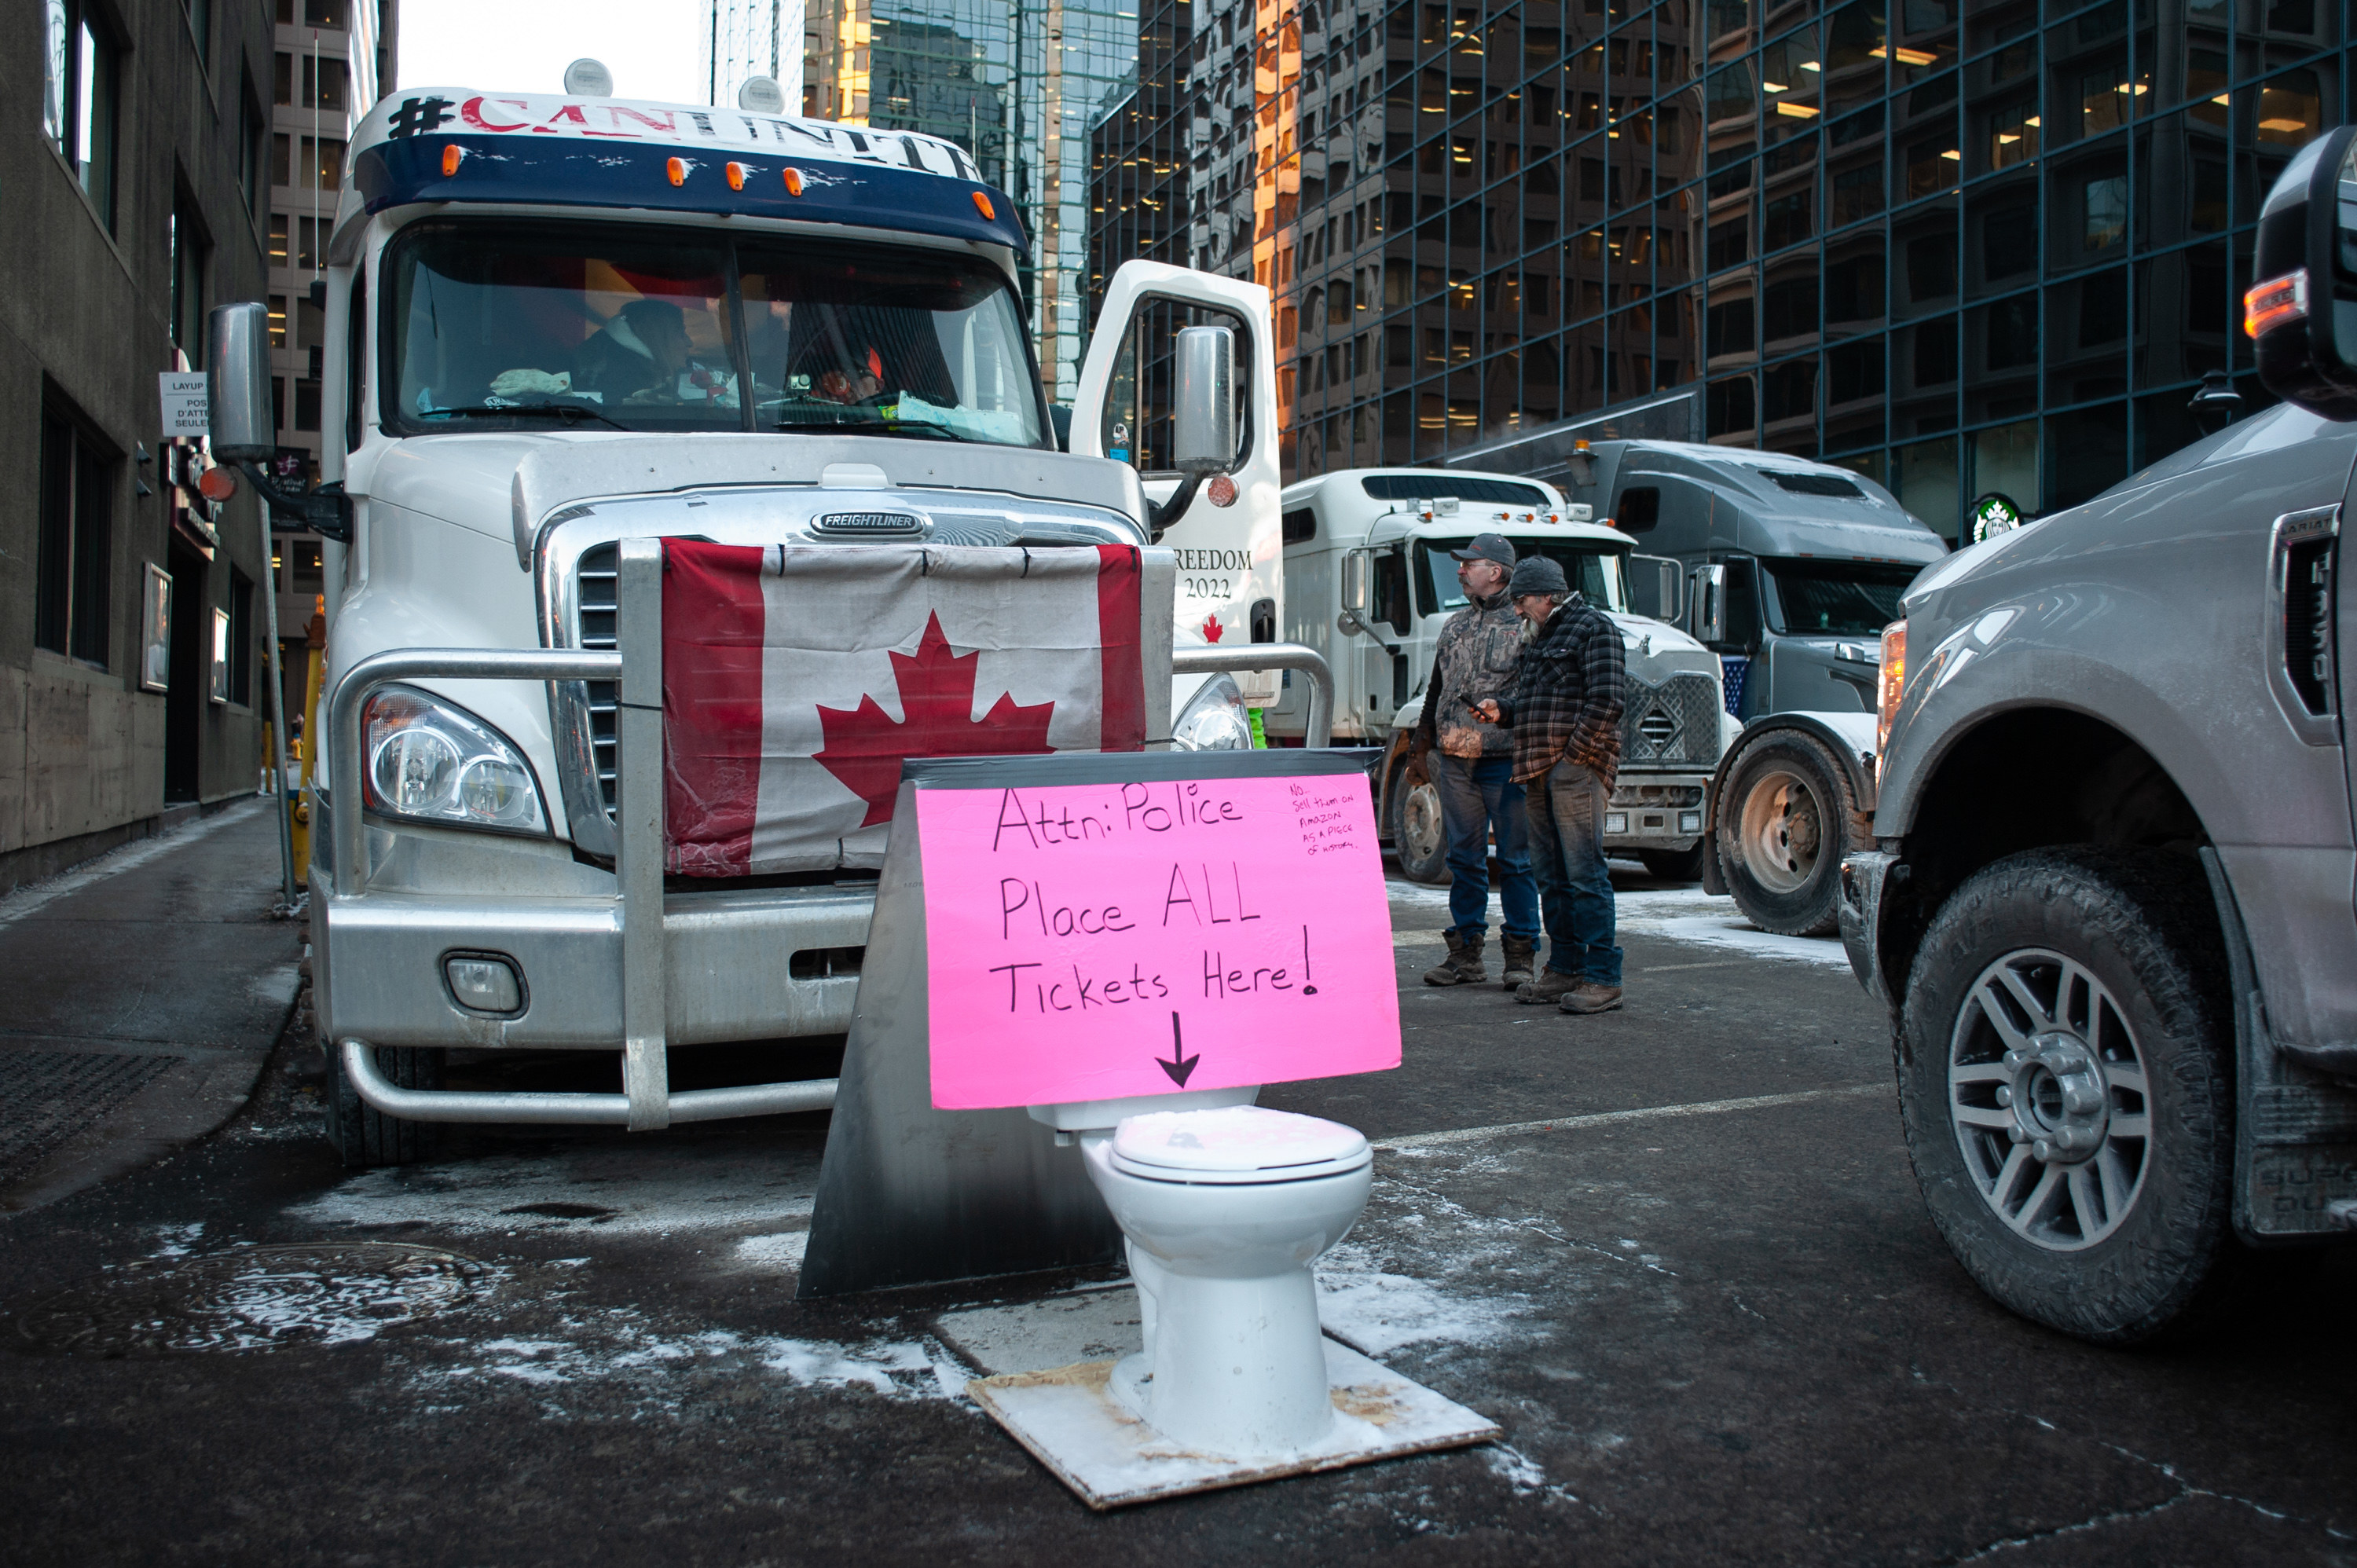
[{"left": 1031, "top": 1094, "right": 1372, "bottom": 1458}]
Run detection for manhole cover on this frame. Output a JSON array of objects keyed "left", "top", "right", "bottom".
[{"left": 12, "top": 1243, "right": 485, "bottom": 1357}]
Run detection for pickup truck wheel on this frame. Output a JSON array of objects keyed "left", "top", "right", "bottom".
[
  {"left": 1638, "top": 845, "right": 1707, "bottom": 881},
  {"left": 1716, "top": 732, "right": 1855, "bottom": 936},
  {"left": 1896, "top": 848, "right": 2232, "bottom": 1344},
  {"left": 323, "top": 1042, "right": 443, "bottom": 1169},
  {"left": 1387, "top": 759, "right": 1450, "bottom": 885}
]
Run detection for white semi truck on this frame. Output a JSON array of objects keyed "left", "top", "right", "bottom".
[
  {"left": 201, "top": 79, "right": 1318, "bottom": 1164},
  {"left": 1258, "top": 469, "right": 1732, "bottom": 881}
]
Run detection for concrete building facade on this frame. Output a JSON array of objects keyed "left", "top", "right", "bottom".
[{"left": 2, "top": 0, "right": 283, "bottom": 892}]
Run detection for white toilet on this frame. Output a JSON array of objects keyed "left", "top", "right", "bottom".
[{"left": 1029, "top": 1091, "right": 1373, "bottom": 1459}]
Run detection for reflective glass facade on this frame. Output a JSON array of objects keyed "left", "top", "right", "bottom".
[
  {"left": 806, "top": 0, "right": 1140, "bottom": 400},
  {"left": 1089, "top": 0, "right": 2351, "bottom": 540}
]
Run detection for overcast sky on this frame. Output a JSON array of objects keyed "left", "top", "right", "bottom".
[{"left": 397, "top": 0, "right": 712, "bottom": 104}]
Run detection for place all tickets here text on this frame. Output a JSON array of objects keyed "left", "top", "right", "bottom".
[{"left": 917, "top": 774, "right": 1401, "bottom": 1108}]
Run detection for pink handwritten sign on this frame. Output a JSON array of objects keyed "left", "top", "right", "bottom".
[{"left": 917, "top": 771, "right": 1401, "bottom": 1109}]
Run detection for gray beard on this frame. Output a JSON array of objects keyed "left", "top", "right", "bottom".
[{"left": 1519, "top": 617, "right": 1541, "bottom": 646}]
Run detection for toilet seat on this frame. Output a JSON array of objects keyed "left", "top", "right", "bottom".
[{"left": 1109, "top": 1105, "right": 1372, "bottom": 1185}]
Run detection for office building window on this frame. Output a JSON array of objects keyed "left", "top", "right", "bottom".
[
  {"left": 35, "top": 405, "right": 114, "bottom": 667},
  {"left": 170, "top": 203, "right": 210, "bottom": 363},
  {"left": 229, "top": 568, "right": 254, "bottom": 707},
  {"left": 42, "top": 0, "right": 120, "bottom": 229}
]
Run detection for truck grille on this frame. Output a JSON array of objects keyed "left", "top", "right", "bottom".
[
  {"left": 577, "top": 543, "right": 620, "bottom": 813},
  {"left": 1621, "top": 672, "right": 1723, "bottom": 769}
]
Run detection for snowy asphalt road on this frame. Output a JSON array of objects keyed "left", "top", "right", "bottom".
[{"left": 2, "top": 870, "right": 2351, "bottom": 1564}]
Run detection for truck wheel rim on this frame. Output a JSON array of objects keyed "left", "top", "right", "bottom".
[
  {"left": 1948, "top": 947, "right": 2152, "bottom": 1251},
  {"left": 1402, "top": 782, "right": 1445, "bottom": 865},
  {"left": 1736, "top": 767, "right": 1822, "bottom": 892}
]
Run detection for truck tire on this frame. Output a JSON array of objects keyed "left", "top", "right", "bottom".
[
  {"left": 1639, "top": 845, "right": 1707, "bottom": 882},
  {"left": 323, "top": 1042, "right": 443, "bottom": 1169},
  {"left": 1716, "top": 731, "right": 1856, "bottom": 936},
  {"left": 1387, "top": 759, "right": 1450, "bottom": 885},
  {"left": 1895, "top": 847, "right": 2234, "bottom": 1344}
]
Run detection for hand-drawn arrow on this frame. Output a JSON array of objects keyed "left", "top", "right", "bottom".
[{"left": 1160, "top": 1010, "right": 1199, "bottom": 1087}]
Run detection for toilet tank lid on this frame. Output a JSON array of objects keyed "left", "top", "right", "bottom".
[{"left": 1110, "top": 1106, "right": 1370, "bottom": 1177}]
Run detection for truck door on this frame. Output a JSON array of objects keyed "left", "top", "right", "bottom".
[{"left": 1073, "top": 262, "right": 1281, "bottom": 701}]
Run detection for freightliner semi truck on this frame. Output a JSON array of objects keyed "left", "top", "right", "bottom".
[
  {"left": 1259, "top": 469, "right": 1732, "bottom": 881},
  {"left": 201, "top": 77, "right": 1318, "bottom": 1165}
]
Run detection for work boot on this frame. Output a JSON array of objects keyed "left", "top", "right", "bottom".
[
  {"left": 1559, "top": 982, "right": 1625, "bottom": 1015},
  {"left": 1514, "top": 969, "right": 1580, "bottom": 1006},
  {"left": 1499, "top": 935, "right": 1538, "bottom": 990},
  {"left": 1422, "top": 929, "right": 1486, "bottom": 986}
]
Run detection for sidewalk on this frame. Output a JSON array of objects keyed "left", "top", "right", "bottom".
[{"left": 0, "top": 800, "right": 303, "bottom": 1212}]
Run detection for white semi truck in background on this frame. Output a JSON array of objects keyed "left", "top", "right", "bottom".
[
  {"left": 1259, "top": 469, "right": 1732, "bottom": 881},
  {"left": 203, "top": 78, "right": 1316, "bottom": 1164}
]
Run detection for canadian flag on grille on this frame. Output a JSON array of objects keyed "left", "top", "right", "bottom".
[{"left": 661, "top": 539, "right": 1145, "bottom": 876}]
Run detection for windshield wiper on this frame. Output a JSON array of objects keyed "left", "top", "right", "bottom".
[
  {"left": 418, "top": 404, "right": 632, "bottom": 431},
  {"left": 768, "top": 417, "right": 973, "bottom": 442}
]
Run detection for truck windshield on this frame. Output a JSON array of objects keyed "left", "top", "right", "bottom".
[
  {"left": 1417, "top": 540, "right": 1626, "bottom": 617},
  {"left": 1761, "top": 559, "right": 1919, "bottom": 635},
  {"left": 383, "top": 222, "right": 1046, "bottom": 445}
]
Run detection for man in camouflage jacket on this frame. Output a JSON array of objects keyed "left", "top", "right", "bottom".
[
  {"left": 1474, "top": 553, "right": 1626, "bottom": 1015},
  {"left": 1411, "top": 533, "right": 1541, "bottom": 989}
]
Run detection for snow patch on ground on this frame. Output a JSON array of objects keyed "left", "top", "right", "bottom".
[
  {"left": 148, "top": 1222, "right": 205, "bottom": 1259},
  {"left": 1316, "top": 1238, "right": 1534, "bottom": 1357},
  {"left": 1389, "top": 877, "right": 1849, "bottom": 969},
  {"left": 733, "top": 1232, "right": 809, "bottom": 1270},
  {"left": 288, "top": 1147, "right": 822, "bottom": 1238},
  {"left": 419, "top": 1312, "right": 972, "bottom": 1404}
]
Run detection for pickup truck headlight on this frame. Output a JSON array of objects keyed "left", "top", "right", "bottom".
[
  {"left": 1876, "top": 619, "right": 1907, "bottom": 765},
  {"left": 364, "top": 686, "right": 548, "bottom": 833},
  {"left": 1173, "top": 672, "right": 1255, "bottom": 750}
]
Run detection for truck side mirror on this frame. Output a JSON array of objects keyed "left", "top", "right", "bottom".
[
  {"left": 2249, "top": 124, "right": 2357, "bottom": 419},
  {"left": 1172, "top": 324, "right": 1237, "bottom": 474},
  {"left": 1340, "top": 549, "right": 1372, "bottom": 616},
  {"left": 1629, "top": 553, "right": 1683, "bottom": 622},
  {"left": 206, "top": 302, "right": 276, "bottom": 461},
  {"left": 1692, "top": 563, "right": 1725, "bottom": 643}
]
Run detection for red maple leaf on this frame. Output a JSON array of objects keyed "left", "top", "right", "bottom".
[
  {"left": 1200, "top": 614, "right": 1224, "bottom": 643},
  {"left": 814, "top": 612, "right": 1057, "bottom": 826}
]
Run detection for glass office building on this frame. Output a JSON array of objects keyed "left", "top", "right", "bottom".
[
  {"left": 805, "top": 0, "right": 1141, "bottom": 401},
  {"left": 1089, "top": 0, "right": 2348, "bottom": 539}
]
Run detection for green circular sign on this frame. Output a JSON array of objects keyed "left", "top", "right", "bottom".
[{"left": 1969, "top": 492, "right": 2023, "bottom": 545}]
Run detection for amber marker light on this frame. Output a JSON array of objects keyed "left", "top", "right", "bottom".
[
  {"left": 442, "top": 144, "right": 464, "bottom": 176},
  {"left": 782, "top": 167, "right": 804, "bottom": 196},
  {"left": 2245, "top": 269, "right": 2308, "bottom": 339},
  {"left": 726, "top": 161, "right": 747, "bottom": 191},
  {"left": 1877, "top": 620, "right": 1908, "bottom": 764},
  {"left": 972, "top": 189, "right": 996, "bottom": 219},
  {"left": 666, "top": 156, "right": 687, "bottom": 186}
]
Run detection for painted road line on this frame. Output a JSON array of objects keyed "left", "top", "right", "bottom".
[
  {"left": 0, "top": 798, "right": 267, "bottom": 930},
  {"left": 1640, "top": 958, "right": 1756, "bottom": 973},
  {"left": 1375, "top": 1083, "right": 1888, "bottom": 1151}
]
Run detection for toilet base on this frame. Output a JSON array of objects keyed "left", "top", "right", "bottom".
[{"left": 969, "top": 1338, "right": 1501, "bottom": 1511}]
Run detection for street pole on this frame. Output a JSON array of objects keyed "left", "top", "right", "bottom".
[{"left": 261, "top": 502, "right": 299, "bottom": 909}]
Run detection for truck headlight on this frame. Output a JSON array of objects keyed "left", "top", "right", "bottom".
[
  {"left": 1173, "top": 673, "right": 1254, "bottom": 750},
  {"left": 1876, "top": 619, "right": 1907, "bottom": 766},
  {"left": 364, "top": 686, "right": 548, "bottom": 833}
]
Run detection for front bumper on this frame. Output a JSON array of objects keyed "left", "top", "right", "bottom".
[
  {"left": 1602, "top": 774, "right": 1709, "bottom": 854},
  {"left": 320, "top": 881, "right": 871, "bottom": 1050},
  {"left": 1838, "top": 848, "right": 1903, "bottom": 1004}
]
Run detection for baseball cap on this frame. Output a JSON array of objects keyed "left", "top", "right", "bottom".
[{"left": 1448, "top": 532, "right": 1516, "bottom": 566}]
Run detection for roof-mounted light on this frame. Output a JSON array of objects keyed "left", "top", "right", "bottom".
[
  {"left": 442, "top": 144, "right": 463, "bottom": 177},
  {"left": 563, "top": 57, "right": 614, "bottom": 95},
  {"left": 725, "top": 161, "right": 747, "bottom": 191},
  {"left": 666, "top": 156, "right": 687, "bottom": 187},
  {"left": 782, "top": 167, "right": 805, "bottom": 196},
  {"left": 737, "top": 75, "right": 786, "bottom": 113},
  {"left": 972, "top": 189, "right": 996, "bottom": 219}
]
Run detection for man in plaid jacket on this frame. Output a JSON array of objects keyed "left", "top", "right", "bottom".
[{"left": 1473, "top": 554, "right": 1626, "bottom": 1014}]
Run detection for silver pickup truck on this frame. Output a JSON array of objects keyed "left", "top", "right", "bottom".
[{"left": 1840, "top": 130, "right": 2357, "bottom": 1341}]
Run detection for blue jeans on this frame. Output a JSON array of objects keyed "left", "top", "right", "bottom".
[
  {"left": 1523, "top": 759, "right": 1622, "bottom": 984},
  {"left": 1430, "top": 751, "right": 1540, "bottom": 940}
]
